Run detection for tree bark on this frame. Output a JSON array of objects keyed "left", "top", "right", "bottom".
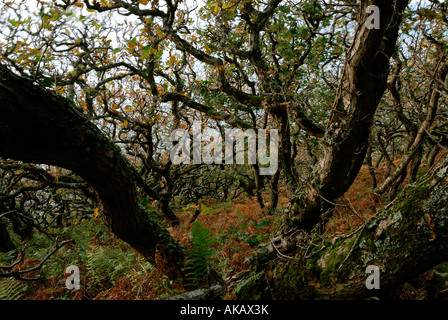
[
  {"left": 252, "top": 164, "right": 265, "bottom": 210},
  {"left": 0, "top": 223, "right": 16, "bottom": 254},
  {"left": 238, "top": 163, "right": 448, "bottom": 299},
  {"left": 0, "top": 65, "right": 184, "bottom": 278},
  {"left": 290, "top": 0, "right": 410, "bottom": 231}
]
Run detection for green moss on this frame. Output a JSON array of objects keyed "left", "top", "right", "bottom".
[
  {"left": 306, "top": 254, "right": 321, "bottom": 275},
  {"left": 235, "top": 258, "right": 316, "bottom": 300},
  {"left": 434, "top": 263, "right": 448, "bottom": 274},
  {"left": 393, "top": 184, "right": 430, "bottom": 216},
  {"left": 274, "top": 262, "right": 303, "bottom": 298},
  {"left": 270, "top": 236, "right": 359, "bottom": 298},
  {"left": 314, "top": 234, "right": 360, "bottom": 287},
  {"left": 268, "top": 260, "right": 317, "bottom": 300},
  {"left": 233, "top": 271, "right": 265, "bottom": 299},
  {"left": 319, "top": 250, "right": 345, "bottom": 285}
]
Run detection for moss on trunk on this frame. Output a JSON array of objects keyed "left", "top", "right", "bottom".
[{"left": 236, "top": 176, "right": 448, "bottom": 299}]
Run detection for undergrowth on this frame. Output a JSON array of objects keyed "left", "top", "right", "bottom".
[
  {"left": 184, "top": 221, "right": 218, "bottom": 287},
  {"left": 0, "top": 277, "right": 28, "bottom": 300},
  {"left": 0, "top": 171, "right": 380, "bottom": 300},
  {"left": 0, "top": 191, "right": 278, "bottom": 300}
]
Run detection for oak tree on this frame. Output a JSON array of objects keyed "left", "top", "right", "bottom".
[{"left": 1, "top": 0, "right": 447, "bottom": 298}]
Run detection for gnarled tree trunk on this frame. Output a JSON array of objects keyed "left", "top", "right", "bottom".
[
  {"left": 232, "top": 0, "right": 448, "bottom": 300},
  {"left": 0, "top": 223, "right": 16, "bottom": 254},
  {"left": 238, "top": 164, "right": 448, "bottom": 299},
  {"left": 0, "top": 65, "right": 184, "bottom": 278},
  {"left": 291, "top": 0, "right": 410, "bottom": 231}
]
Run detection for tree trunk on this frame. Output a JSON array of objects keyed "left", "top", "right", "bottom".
[
  {"left": 290, "top": 0, "right": 410, "bottom": 231},
  {"left": 237, "top": 164, "right": 448, "bottom": 299},
  {"left": 252, "top": 164, "right": 265, "bottom": 209},
  {"left": 0, "top": 65, "right": 184, "bottom": 278},
  {"left": 268, "top": 170, "right": 280, "bottom": 211},
  {"left": 0, "top": 223, "right": 16, "bottom": 254}
]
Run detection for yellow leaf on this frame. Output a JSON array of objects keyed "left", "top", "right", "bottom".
[
  {"left": 93, "top": 207, "right": 99, "bottom": 219},
  {"left": 214, "top": 3, "right": 219, "bottom": 13}
]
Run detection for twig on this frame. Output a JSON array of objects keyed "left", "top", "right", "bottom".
[
  {"left": 0, "top": 239, "right": 74, "bottom": 281},
  {"left": 270, "top": 238, "right": 294, "bottom": 260},
  {"left": 337, "top": 225, "right": 365, "bottom": 273},
  {"left": 0, "top": 210, "right": 16, "bottom": 219},
  {"left": 344, "top": 198, "right": 367, "bottom": 224},
  {"left": 317, "top": 193, "right": 367, "bottom": 223}
]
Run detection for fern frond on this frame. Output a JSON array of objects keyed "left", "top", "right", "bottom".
[
  {"left": 86, "top": 245, "right": 136, "bottom": 284},
  {"left": 0, "top": 277, "right": 27, "bottom": 300},
  {"left": 184, "top": 221, "right": 218, "bottom": 286}
]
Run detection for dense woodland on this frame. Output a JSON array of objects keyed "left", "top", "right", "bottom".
[{"left": 0, "top": 0, "right": 447, "bottom": 300}]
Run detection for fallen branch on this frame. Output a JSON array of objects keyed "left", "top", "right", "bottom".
[{"left": 169, "top": 284, "right": 225, "bottom": 300}]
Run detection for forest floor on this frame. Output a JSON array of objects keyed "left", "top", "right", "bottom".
[{"left": 5, "top": 165, "right": 446, "bottom": 300}]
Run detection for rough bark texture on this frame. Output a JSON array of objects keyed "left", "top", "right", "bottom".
[
  {"left": 0, "top": 65, "right": 184, "bottom": 278},
  {"left": 291, "top": 0, "right": 410, "bottom": 231},
  {"left": 237, "top": 165, "right": 448, "bottom": 299},
  {"left": 0, "top": 223, "right": 16, "bottom": 253}
]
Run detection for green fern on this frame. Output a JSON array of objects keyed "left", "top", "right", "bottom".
[
  {"left": 86, "top": 245, "right": 136, "bottom": 284},
  {"left": 184, "top": 221, "right": 217, "bottom": 286},
  {"left": 0, "top": 278, "right": 27, "bottom": 300}
]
